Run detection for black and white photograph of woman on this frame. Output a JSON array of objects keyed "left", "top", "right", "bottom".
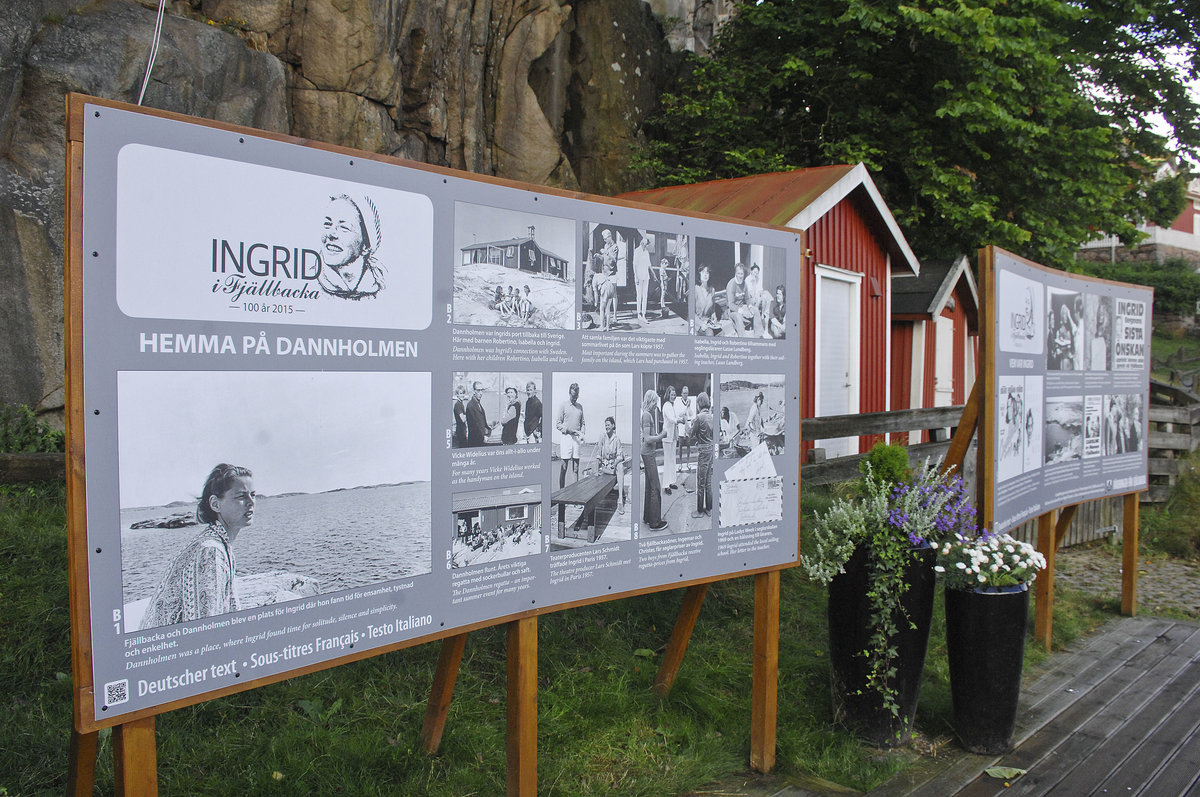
[
  {"left": 550, "top": 372, "right": 633, "bottom": 549},
  {"left": 581, "top": 223, "right": 690, "bottom": 334},
  {"left": 451, "top": 371, "right": 543, "bottom": 448},
  {"left": 452, "top": 202, "right": 576, "bottom": 329},
  {"left": 117, "top": 370, "right": 432, "bottom": 632},
  {"left": 138, "top": 463, "right": 263, "bottom": 629},
  {"left": 640, "top": 372, "right": 715, "bottom": 536},
  {"left": 1084, "top": 294, "right": 1114, "bottom": 371}
]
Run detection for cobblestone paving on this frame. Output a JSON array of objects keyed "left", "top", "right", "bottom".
[{"left": 1053, "top": 545, "right": 1200, "bottom": 618}]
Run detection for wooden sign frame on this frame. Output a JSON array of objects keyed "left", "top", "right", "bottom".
[{"left": 63, "top": 93, "right": 801, "bottom": 794}]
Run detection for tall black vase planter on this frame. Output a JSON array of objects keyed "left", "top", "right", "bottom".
[
  {"left": 945, "top": 584, "right": 1030, "bottom": 754},
  {"left": 827, "top": 544, "right": 937, "bottom": 746}
]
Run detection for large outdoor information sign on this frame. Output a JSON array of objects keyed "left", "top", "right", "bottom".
[
  {"left": 983, "top": 247, "right": 1151, "bottom": 533},
  {"left": 69, "top": 98, "right": 802, "bottom": 726}
]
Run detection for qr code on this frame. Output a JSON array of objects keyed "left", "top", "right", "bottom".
[{"left": 104, "top": 679, "right": 130, "bottom": 707}]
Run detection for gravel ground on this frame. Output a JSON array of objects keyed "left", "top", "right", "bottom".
[{"left": 1052, "top": 544, "right": 1200, "bottom": 618}]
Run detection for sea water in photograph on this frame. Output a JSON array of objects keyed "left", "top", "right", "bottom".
[{"left": 120, "top": 482, "right": 431, "bottom": 629}]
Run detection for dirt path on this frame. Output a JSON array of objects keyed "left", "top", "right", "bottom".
[{"left": 1053, "top": 544, "right": 1200, "bottom": 618}]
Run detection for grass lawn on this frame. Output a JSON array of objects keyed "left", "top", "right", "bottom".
[{"left": 0, "top": 481, "right": 1117, "bottom": 796}]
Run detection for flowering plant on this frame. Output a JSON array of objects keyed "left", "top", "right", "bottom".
[
  {"left": 803, "top": 450, "right": 976, "bottom": 723},
  {"left": 803, "top": 458, "right": 976, "bottom": 584},
  {"left": 936, "top": 531, "right": 1046, "bottom": 590}
]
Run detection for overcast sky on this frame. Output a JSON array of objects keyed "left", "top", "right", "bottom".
[{"left": 117, "top": 370, "right": 431, "bottom": 508}]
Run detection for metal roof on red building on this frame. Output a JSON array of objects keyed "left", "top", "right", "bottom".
[
  {"left": 620, "top": 164, "right": 920, "bottom": 275},
  {"left": 621, "top": 165, "right": 856, "bottom": 228}
]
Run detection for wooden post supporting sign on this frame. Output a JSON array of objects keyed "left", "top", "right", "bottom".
[
  {"left": 750, "top": 571, "right": 780, "bottom": 773},
  {"left": 506, "top": 617, "right": 538, "bottom": 797}
]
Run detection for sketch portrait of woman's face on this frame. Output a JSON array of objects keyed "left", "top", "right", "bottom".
[{"left": 322, "top": 197, "right": 367, "bottom": 270}]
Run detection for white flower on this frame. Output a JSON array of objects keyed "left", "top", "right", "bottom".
[
  {"left": 934, "top": 565, "right": 945, "bottom": 573},
  {"left": 977, "top": 573, "right": 987, "bottom": 582}
]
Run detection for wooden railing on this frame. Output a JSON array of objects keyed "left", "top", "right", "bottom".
[{"left": 801, "top": 404, "right": 968, "bottom": 485}]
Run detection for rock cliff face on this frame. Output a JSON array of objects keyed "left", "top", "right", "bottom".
[{"left": 0, "top": 0, "right": 704, "bottom": 414}]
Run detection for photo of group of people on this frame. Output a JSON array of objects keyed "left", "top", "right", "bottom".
[
  {"left": 718, "top": 375, "right": 786, "bottom": 457},
  {"left": 692, "top": 238, "right": 788, "bottom": 339},
  {"left": 581, "top": 224, "right": 691, "bottom": 333},
  {"left": 451, "top": 372, "right": 543, "bottom": 448},
  {"left": 451, "top": 485, "right": 542, "bottom": 568},
  {"left": 637, "top": 372, "right": 717, "bottom": 536},
  {"left": 1104, "top": 394, "right": 1144, "bottom": 456}
]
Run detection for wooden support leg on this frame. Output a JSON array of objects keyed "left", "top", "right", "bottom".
[
  {"left": 420, "top": 633, "right": 468, "bottom": 754},
  {"left": 750, "top": 570, "right": 780, "bottom": 774},
  {"left": 506, "top": 617, "right": 537, "bottom": 797},
  {"left": 1034, "top": 510, "right": 1056, "bottom": 651},
  {"left": 113, "top": 715, "right": 157, "bottom": 797},
  {"left": 652, "top": 584, "right": 708, "bottom": 698},
  {"left": 67, "top": 728, "right": 98, "bottom": 797},
  {"left": 1122, "top": 494, "right": 1140, "bottom": 616}
]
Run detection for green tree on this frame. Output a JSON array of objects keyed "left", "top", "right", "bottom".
[{"left": 638, "top": 0, "right": 1199, "bottom": 267}]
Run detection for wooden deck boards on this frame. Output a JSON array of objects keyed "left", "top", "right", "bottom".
[
  {"left": 873, "top": 617, "right": 1200, "bottom": 797},
  {"left": 937, "top": 618, "right": 1200, "bottom": 797}
]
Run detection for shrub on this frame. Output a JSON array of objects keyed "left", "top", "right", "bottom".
[
  {"left": 859, "top": 442, "right": 911, "bottom": 485},
  {"left": 1140, "top": 449, "right": 1200, "bottom": 560},
  {"left": 0, "top": 405, "right": 64, "bottom": 454},
  {"left": 1070, "top": 257, "right": 1200, "bottom": 317}
]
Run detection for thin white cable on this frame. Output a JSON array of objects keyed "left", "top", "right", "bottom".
[{"left": 136, "top": 0, "right": 169, "bottom": 105}]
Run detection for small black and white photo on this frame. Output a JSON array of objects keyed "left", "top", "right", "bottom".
[
  {"left": 452, "top": 202, "right": 576, "bottom": 329},
  {"left": 1044, "top": 395, "right": 1084, "bottom": 464},
  {"left": 1022, "top": 377, "right": 1044, "bottom": 473},
  {"left": 719, "top": 373, "right": 786, "bottom": 458},
  {"left": 451, "top": 485, "right": 542, "bottom": 568},
  {"left": 996, "top": 376, "right": 1025, "bottom": 482},
  {"left": 550, "top": 372, "right": 633, "bottom": 549},
  {"left": 638, "top": 372, "right": 716, "bottom": 535},
  {"left": 1047, "top": 289, "right": 1085, "bottom": 371},
  {"left": 452, "top": 372, "right": 543, "bottom": 448},
  {"left": 117, "top": 370, "right": 432, "bottom": 632},
  {"left": 581, "top": 223, "right": 690, "bottom": 334},
  {"left": 692, "top": 238, "right": 787, "bottom": 338},
  {"left": 1104, "top": 393, "right": 1144, "bottom": 455},
  {"left": 1084, "top": 294, "right": 1113, "bottom": 371},
  {"left": 996, "top": 269, "right": 1044, "bottom": 355}
]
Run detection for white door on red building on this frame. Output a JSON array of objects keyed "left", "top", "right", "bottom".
[
  {"left": 934, "top": 315, "right": 955, "bottom": 408},
  {"left": 815, "top": 267, "right": 861, "bottom": 458}
]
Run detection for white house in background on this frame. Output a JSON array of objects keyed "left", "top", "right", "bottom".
[{"left": 1078, "top": 167, "right": 1200, "bottom": 267}]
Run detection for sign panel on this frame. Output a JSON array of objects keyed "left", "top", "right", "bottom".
[
  {"left": 986, "top": 248, "right": 1151, "bottom": 533},
  {"left": 73, "top": 101, "right": 802, "bottom": 724}
]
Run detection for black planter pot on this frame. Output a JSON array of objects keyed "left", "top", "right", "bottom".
[
  {"left": 945, "top": 583, "right": 1030, "bottom": 754},
  {"left": 827, "top": 544, "right": 937, "bottom": 746}
]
